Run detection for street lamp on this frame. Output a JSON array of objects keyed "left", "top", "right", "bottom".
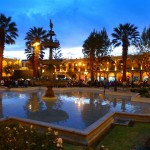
[
  {"left": 103, "top": 68, "right": 106, "bottom": 95},
  {"left": 114, "top": 73, "right": 117, "bottom": 91},
  {"left": 103, "top": 68, "right": 106, "bottom": 79}
]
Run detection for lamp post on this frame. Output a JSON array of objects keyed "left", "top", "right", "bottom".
[
  {"left": 103, "top": 68, "right": 106, "bottom": 95},
  {"left": 103, "top": 68, "right": 106, "bottom": 79},
  {"left": 114, "top": 73, "right": 117, "bottom": 91},
  {"left": 131, "top": 71, "right": 134, "bottom": 88}
]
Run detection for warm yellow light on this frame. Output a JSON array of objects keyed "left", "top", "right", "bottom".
[
  {"left": 78, "top": 101, "right": 81, "bottom": 107},
  {"left": 75, "top": 99, "right": 84, "bottom": 108},
  {"left": 84, "top": 71, "right": 88, "bottom": 75},
  {"left": 29, "top": 104, "right": 32, "bottom": 110},
  {"left": 32, "top": 42, "right": 40, "bottom": 47},
  {"left": 79, "top": 62, "right": 81, "bottom": 66}
]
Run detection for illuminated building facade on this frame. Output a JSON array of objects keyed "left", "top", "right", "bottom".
[
  {"left": 2, "top": 57, "right": 21, "bottom": 78},
  {"left": 52, "top": 54, "right": 150, "bottom": 84},
  {"left": 9, "top": 54, "right": 150, "bottom": 84}
]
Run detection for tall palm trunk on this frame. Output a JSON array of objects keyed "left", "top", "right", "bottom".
[
  {"left": 122, "top": 48, "right": 128, "bottom": 82},
  {"left": 0, "top": 30, "right": 4, "bottom": 81},
  {"left": 90, "top": 49, "right": 94, "bottom": 82},
  {"left": 33, "top": 45, "right": 40, "bottom": 77},
  {"left": 122, "top": 40, "right": 128, "bottom": 82},
  {"left": 0, "top": 51, "right": 3, "bottom": 81}
]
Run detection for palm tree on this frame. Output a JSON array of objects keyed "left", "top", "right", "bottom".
[
  {"left": 82, "top": 28, "right": 111, "bottom": 82},
  {"left": 0, "top": 13, "right": 18, "bottom": 80},
  {"left": 25, "top": 46, "right": 45, "bottom": 70},
  {"left": 24, "top": 27, "right": 48, "bottom": 77},
  {"left": 112, "top": 23, "right": 140, "bottom": 82}
]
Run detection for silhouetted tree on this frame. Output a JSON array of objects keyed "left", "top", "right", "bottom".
[
  {"left": 53, "top": 47, "right": 63, "bottom": 59},
  {"left": 82, "top": 28, "right": 111, "bottom": 82},
  {"left": 24, "top": 27, "right": 48, "bottom": 77},
  {"left": 0, "top": 13, "right": 18, "bottom": 80},
  {"left": 134, "top": 27, "right": 150, "bottom": 81},
  {"left": 112, "top": 23, "right": 140, "bottom": 82},
  {"left": 141, "top": 26, "right": 150, "bottom": 51}
]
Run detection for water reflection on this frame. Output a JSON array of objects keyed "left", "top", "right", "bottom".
[
  {"left": 114, "top": 98, "right": 117, "bottom": 107},
  {"left": 25, "top": 92, "right": 43, "bottom": 112},
  {"left": 121, "top": 98, "right": 126, "bottom": 112},
  {"left": 24, "top": 91, "right": 69, "bottom": 123},
  {"left": 81, "top": 93, "right": 110, "bottom": 127},
  {"left": 74, "top": 92, "right": 85, "bottom": 110},
  {"left": 0, "top": 90, "right": 149, "bottom": 130},
  {"left": 0, "top": 94, "right": 3, "bottom": 118}
]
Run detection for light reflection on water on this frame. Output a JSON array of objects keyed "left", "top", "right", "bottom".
[{"left": 0, "top": 90, "right": 149, "bottom": 130}]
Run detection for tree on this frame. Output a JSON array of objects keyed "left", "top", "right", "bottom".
[
  {"left": 136, "top": 26, "right": 150, "bottom": 54},
  {"left": 134, "top": 27, "right": 150, "bottom": 82},
  {"left": 140, "top": 27, "right": 150, "bottom": 78},
  {"left": 0, "top": 13, "right": 18, "bottom": 80},
  {"left": 96, "top": 28, "right": 112, "bottom": 57},
  {"left": 53, "top": 47, "right": 63, "bottom": 59},
  {"left": 82, "top": 28, "right": 111, "bottom": 82},
  {"left": 141, "top": 26, "right": 150, "bottom": 51},
  {"left": 112, "top": 23, "right": 140, "bottom": 82},
  {"left": 24, "top": 27, "right": 48, "bottom": 77},
  {"left": 25, "top": 47, "right": 45, "bottom": 70}
]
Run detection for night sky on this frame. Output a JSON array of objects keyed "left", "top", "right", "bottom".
[{"left": 1, "top": 0, "right": 150, "bottom": 59}]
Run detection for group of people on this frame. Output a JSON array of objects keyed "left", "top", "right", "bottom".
[
  {"left": 1, "top": 79, "right": 30, "bottom": 88},
  {"left": 66, "top": 78, "right": 117, "bottom": 88}
]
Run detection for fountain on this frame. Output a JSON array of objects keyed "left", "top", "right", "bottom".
[{"left": 31, "top": 20, "right": 66, "bottom": 99}]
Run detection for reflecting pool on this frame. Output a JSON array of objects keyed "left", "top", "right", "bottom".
[{"left": 0, "top": 89, "right": 150, "bottom": 130}]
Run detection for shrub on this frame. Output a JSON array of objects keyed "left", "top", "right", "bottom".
[
  {"left": 130, "top": 88, "right": 139, "bottom": 92},
  {"left": 139, "top": 88, "right": 149, "bottom": 96},
  {"left": 0, "top": 122, "right": 63, "bottom": 150}
]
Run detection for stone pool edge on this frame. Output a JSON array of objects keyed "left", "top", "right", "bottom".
[
  {"left": 0, "top": 87, "right": 149, "bottom": 146},
  {"left": 1, "top": 112, "right": 150, "bottom": 146}
]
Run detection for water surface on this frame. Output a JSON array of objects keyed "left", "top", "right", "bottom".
[{"left": 0, "top": 90, "right": 149, "bottom": 130}]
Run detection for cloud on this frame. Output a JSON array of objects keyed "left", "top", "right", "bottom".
[
  {"left": 1, "top": 0, "right": 150, "bottom": 59},
  {"left": 61, "top": 47, "right": 84, "bottom": 59}
]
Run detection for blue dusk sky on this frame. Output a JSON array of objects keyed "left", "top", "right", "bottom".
[{"left": 1, "top": 0, "right": 150, "bottom": 59}]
